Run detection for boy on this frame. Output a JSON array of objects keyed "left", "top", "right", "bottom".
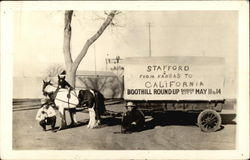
[{"left": 36, "top": 98, "right": 57, "bottom": 132}]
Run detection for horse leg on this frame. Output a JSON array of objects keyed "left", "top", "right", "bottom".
[
  {"left": 87, "top": 107, "right": 97, "bottom": 129},
  {"left": 58, "top": 111, "right": 63, "bottom": 130},
  {"left": 72, "top": 112, "right": 78, "bottom": 124},
  {"left": 92, "top": 108, "right": 98, "bottom": 128},
  {"left": 95, "top": 108, "right": 101, "bottom": 126},
  {"left": 87, "top": 108, "right": 93, "bottom": 128},
  {"left": 94, "top": 93, "right": 101, "bottom": 126},
  {"left": 58, "top": 108, "right": 67, "bottom": 130},
  {"left": 63, "top": 109, "right": 67, "bottom": 127},
  {"left": 87, "top": 109, "right": 90, "bottom": 128},
  {"left": 69, "top": 109, "right": 78, "bottom": 126},
  {"left": 69, "top": 111, "right": 74, "bottom": 126}
]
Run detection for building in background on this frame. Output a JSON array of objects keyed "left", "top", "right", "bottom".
[
  {"left": 105, "top": 56, "right": 124, "bottom": 78},
  {"left": 13, "top": 70, "right": 123, "bottom": 99}
]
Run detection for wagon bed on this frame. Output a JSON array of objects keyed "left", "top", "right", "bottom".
[{"left": 122, "top": 56, "right": 226, "bottom": 132}]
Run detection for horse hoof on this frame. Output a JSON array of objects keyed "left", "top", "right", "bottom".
[
  {"left": 69, "top": 123, "right": 75, "bottom": 127},
  {"left": 59, "top": 125, "right": 66, "bottom": 130},
  {"left": 97, "top": 120, "right": 101, "bottom": 125},
  {"left": 88, "top": 125, "right": 95, "bottom": 129}
]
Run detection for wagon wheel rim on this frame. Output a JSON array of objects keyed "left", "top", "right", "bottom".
[
  {"left": 200, "top": 113, "right": 218, "bottom": 130},
  {"left": 197, "top": 109, "right": 222, "bottom": 132}
]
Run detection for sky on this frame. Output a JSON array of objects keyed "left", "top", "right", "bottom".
[{"left": 13, "top": 11, "right": 238, "bottom": 78}]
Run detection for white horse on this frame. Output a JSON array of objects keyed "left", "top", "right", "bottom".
[{"left": 42, "top": 80, "right": 102, "bottom": 130}]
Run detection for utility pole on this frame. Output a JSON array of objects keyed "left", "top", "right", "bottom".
[
  {"left": 106, "top": 55, "right": 123, "bottom": 76},
  {"left": 116, "top": 56, "right": 120, "bottom": 77},
  {"left": 94, "top": 44, "right": 97, "bottom": 77},
  {"left": 148, "top": 23, "right": 151, "bottom": 57},
  {"left": 105, "top": 53, "right": 110, "bottom": 72}
]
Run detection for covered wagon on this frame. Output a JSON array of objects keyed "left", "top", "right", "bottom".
[{"left": 122, "top": 56, "right": 225, "bottom": 132}]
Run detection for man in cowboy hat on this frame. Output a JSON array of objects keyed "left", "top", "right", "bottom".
[
  {"left": 36, "top": 97, "right": 57, "bottom": 132},
  {"left": 125, "top": 102, "right": 136, "bottom": 111},
  {"left": 58, "top": 70, "right": 74, "bottom": 99},
  {"left": 58, "top": 70, "right": 73, "bottom": 89},
  {"left": 121, "top": 102, "right": 145, "bottom": 133}
]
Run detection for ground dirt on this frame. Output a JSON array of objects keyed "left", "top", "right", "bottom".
[{"left": 13, "top": 100, "right": 236, "bottom": 150}]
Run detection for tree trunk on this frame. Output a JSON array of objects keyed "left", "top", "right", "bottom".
[
  {"left": 63, "top": 11, "right": 75, "bottom": 87},
  {"left": 66, "top": 68, "right": 76, "bottom": 88},
  {"left": 63, "top": 10, "right": 118, "bottom": 88},
  {"left": 120, "top": 76, "right": 124, "bottom": 98}
]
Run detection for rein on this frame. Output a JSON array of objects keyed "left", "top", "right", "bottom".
[
  {"left": 44, "top": 84, "right": 78, "bottom": 99},
  {"left": 43, "top": 83, "right": 81, "bottom": 108},
  {"left": 54, "top": 97, "right": 79, "bottom": 106},
  {"left": 43, "top": 83, "right": 96, "bottom": 109}
]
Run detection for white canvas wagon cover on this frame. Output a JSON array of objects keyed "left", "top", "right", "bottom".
[{"left": 123, "top": 56, "right": 225, "bottom": 101}]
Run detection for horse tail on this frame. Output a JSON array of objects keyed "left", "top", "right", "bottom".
[
  {"left": 99, "top": 91, "right": 106, "bottom": 113},
  {"left": 94, "top": 90, "right": 106, "bottom": 114}
]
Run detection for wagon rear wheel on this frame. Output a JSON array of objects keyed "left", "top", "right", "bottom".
[{"left": 197, "top": 109, "right": 221, "bottom": 132}]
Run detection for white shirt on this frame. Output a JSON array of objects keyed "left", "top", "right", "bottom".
[{"left": 36, "top": 106, "right": 56, "bottom": 121}]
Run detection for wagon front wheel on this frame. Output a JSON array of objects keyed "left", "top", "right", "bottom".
[{"left": 197, "top": 109, "right": 222, "bottom": 132}]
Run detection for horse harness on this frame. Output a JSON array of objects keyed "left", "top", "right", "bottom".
[
  {"left": 43, "top": 84, "right": 79, "bottom": 108},
  {"left": 43, "top": 83, "right": 99, "bottom": 110}
]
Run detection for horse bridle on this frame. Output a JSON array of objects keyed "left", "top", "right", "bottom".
[{"left": 42, "top": 82, "right": 59, "bottom": 98}]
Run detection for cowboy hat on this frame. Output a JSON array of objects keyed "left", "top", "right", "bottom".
[{"left": 126, "top": 102, "right": 136, "bottom": 107}]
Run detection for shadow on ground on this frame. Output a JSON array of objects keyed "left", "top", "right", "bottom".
[
  {"left": 221, "top": 114, "right": 236, "bottom": 124},
  {"left": 55, "top": 117, "right": 122, "bottom": 131},
  {"left": 102, "top": 117, "right": 122, "bottom": 126},
  {"left": 142, "top": 111, "right": 236, "bottom": 132},
  {"left": 99, "top": 111, "right": 237, "bottom": 133},
  {"left": 49, "top": 120, "right": 89, "bottom": 132},
  {"left": 41, "top": 111, "right": 237, "bottom": 132}
]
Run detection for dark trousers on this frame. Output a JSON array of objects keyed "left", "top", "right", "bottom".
[{"left": 39, "top": 116, "right": 56, "bottom": 131}]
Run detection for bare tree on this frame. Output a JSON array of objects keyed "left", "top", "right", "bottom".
[
  {"left": 42, "top": 64, "right": 64, "bottom": 80},
  {"left": 77, "top": 76, "right": 109, "bottom": 92},
  {"left": 63, "top": 10, "right": 119, "bottom": 88},
  {"left": 77, "top": 76, "right": 121, "bottom": 98}
]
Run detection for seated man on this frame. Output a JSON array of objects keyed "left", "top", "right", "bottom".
[
  {"left": 58, "top": 71, "right": 74, "bottom": 99},
  {"left": 36, "top": 98, "right": 57, "bottom": 132},
  {"left": 121, "top": 102, "right": 145, "bottom": 133}
]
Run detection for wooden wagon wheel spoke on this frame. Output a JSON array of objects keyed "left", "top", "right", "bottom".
[
  {"left": 210, "top": 117, "right": 218, "bottom": 123},
  {"left": 204, "top": 124, "right": 208, "bottom": 128},
  {"left": 208, "top": 114, "right": 216, "bottom": 119},
  {"left": 197, "top": 109, "right": 222, "bottom": 132},
  {"left": 201, "top": 120, "right": 208, "bottom": 125},
  {"left": 208, "top": 116, "right": 217, "bottom": 124}
]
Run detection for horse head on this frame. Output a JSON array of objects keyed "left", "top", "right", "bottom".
[{"left": 42, "top": 80, "right": 54, "bottom": 96}]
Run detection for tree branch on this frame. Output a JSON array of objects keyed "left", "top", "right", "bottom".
[
  {"left": 99, "top": 77, "right": 108, "bottom": 91},
  {"left": 63, "top": 10, "right": 74, "bottom": 68},
  {"left": 72, "top": 10, "right": 118, "bottom": 70}
]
